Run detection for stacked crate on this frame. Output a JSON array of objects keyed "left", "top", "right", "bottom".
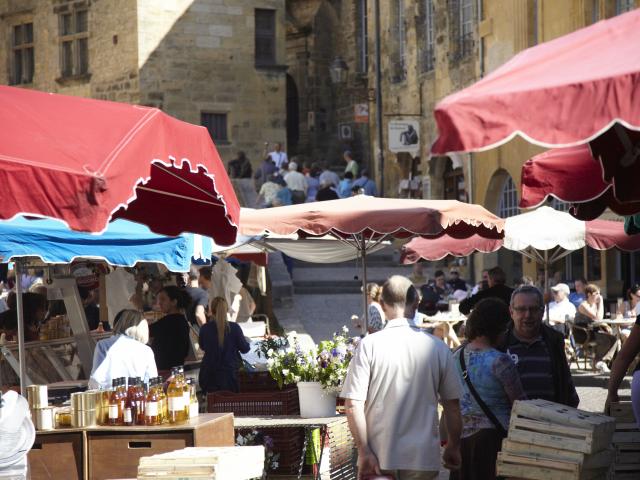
[
  {"left": 607, "top": 401, "right": 640, "bottom": 479},
  {"left": 137, "top": 446, "right": 264, "bottom": 479},
  {"left": 496, "top": 399, "right": 616, "bottom": 480}
]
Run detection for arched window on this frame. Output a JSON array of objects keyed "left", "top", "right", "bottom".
[{"left": 498, "top": 176, "right": 519, "bottom": 218}]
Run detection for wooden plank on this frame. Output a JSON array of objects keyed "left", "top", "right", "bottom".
[
  {"left": 613, "top": 431, "right": 640, "bottom": 443},
  {"left": 509, "top": 417, "right": 595, "bottom": 453},
  {"left": 501, "top": 440, "right": 613, "bottom": 470},
  {"left": 512, "top": 399, "right": 614, "bottom": 431},
  {"left": 497, "top": 460, "right": 578, "bottom": 480},
  {"left": 608, "top": 401, "right": 636, "bottom": 423},
  {"left": 497, "top": 452, "right": 579, "bottom": 474}
]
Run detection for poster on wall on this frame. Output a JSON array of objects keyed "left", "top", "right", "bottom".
[
  {"left": 354, "top": 104, "right": 369, "bottom": 123},
  {"left": 388, "top": 119, "right": 420, "bottom": 154}
]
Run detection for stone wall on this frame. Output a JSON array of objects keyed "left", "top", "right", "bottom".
[
  {"left": 137, "top": 0, "right": 287, "bottom": 167},
  {"left": 286, "top": 0, "right": 370, "bottom": 168},
  {"left": 0, "top": 0, "right": 140, "bottom": 101}
]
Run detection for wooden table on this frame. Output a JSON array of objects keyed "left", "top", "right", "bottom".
[{"left": 28, "top": 413, "right": 234, "bottom": 480}]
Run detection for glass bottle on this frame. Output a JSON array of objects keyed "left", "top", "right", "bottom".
[
  {"left": 123, "top": 377, "right": 137, "bottom": 425},
  {"left": 157, "top": 377, "right": 168, "bottom": 423},
  {"left": 167, "top": 368, "right": 187, "bottom": 423},
  {"left": 135, "top": 377, "right": 146, "bottom": 425},
  {"left": 144, "top": 378, "right": 160, "bottom": 426},
  {"left": 179, "top": 368, "right": 190, "bottom": 419},
  {"left": 108, "top": 378, "right": 123, "bottom": 425},
  {"left": 187, "top": 378, "right": 199, "bottom": 418}
]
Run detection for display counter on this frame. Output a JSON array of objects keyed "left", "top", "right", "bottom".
[{"left": 28, "top": 413, "right": 234, "bottom": 480}]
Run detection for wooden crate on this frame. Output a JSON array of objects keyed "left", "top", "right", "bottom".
[
  {"left": 608, "top": 401, "right": 636, "bottom": 424},
  {"left": 501, "top": 439, "right": 613, "bottom": 470},
  {"left": 496, "top": 451, "right": 608, "bottom": 480},
  {"left": 509, "top": 400, "right": 615, "bottom": 454}
]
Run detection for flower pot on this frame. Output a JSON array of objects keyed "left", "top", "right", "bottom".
[{"left": 297, "top": 381, "right": 337, "bottom": 418}]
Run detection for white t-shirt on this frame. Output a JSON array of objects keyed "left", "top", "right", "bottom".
[
  {"left": 341, "top": 318, "right": 462, "bottom": 471},
  {"left": 548, "top": 299, "right": 577, "bottom": 323},
  {"left": 89, "top": 335, "right": 157, "bottom": 390},
  {"left": 284, "top": 170, "right": 308, "bottom": 193},
  {"left": 269, "top": 151, "right": 288, "bottom": 169}
]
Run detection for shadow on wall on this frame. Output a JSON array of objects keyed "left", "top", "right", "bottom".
[{"left": 136, "top": 0, "right": 287, "bottom": 167}]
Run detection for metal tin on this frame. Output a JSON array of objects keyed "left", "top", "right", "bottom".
[
  {"left": 26, "top": 384, "right": 48, "bottom": 409},
  {"left": 71, "top": 409, "right": 97, "bottom": 428},
  {"left": 71, "top": 391, "right": 99, "bottom": 411},
  {"left": 34, "top": 407, "right": 55, "bottom": 431},
  {"left": 55, "top": 407, "right": 73, "bottom": 428}
]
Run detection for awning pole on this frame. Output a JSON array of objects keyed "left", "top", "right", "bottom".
[{"left": 15, "top": 260, "right": 27, "bottom": 396}]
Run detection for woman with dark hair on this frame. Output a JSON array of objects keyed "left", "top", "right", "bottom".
[
  {"left": 452, "top": 298, "right": 526, "bottom": 480},
  {"left": 0, "top": 292, "right": 47, "bottom": 342},
  {"left": 149, "top": 286, "right": 191, "bottom": 372},
  {"left": 198, "top": 297, "right": 250, "bottom": 393},
  {"left": 575, "top": 283, "right": 617, "bottom": 371}
]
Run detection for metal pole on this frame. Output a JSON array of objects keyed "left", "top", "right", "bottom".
[
  {"left": 374, "top": 0, "right": 384, "bottom": 196},
  {"left": 544, "top": 250, "right": 550, "bottom": 322},
  {"left": 15, "top": 260, "right": 27, "bottom": 395},
  {"left": 361, "top": 235, "right": 369, "bottom": 334}
]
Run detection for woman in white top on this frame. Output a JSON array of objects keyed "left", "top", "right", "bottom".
[{"left": 89, "top": 310, "right": 157, "bottom": 389}]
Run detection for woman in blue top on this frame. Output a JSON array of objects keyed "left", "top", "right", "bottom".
[
  {"left": 198, "top": 296, "right": 250, "bottom": 393},
  {"left": 452, "top": 298, "right": 526, "bottom": 480}
]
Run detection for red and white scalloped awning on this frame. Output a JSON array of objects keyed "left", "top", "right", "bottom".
[
  {"left": 0, "top": 85, "right": 239, "bottom": 245},
  {"left": 431, "top": 9, "right": 640, "bottom": 156},
  {"left": 401, "top": 207, "right": 640, "bottom": 263},
  {"left": 520, "top": 144, "right": 640, "bottom": 220},
  {"left": 240, "top": 196, "right": 505, "bottom": 241}
]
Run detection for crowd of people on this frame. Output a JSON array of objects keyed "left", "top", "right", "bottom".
[
  {"left": 342, "top": 270, "right": 640, "bottom": 479},
  {"left": 0, "top": 264, "right": 257, "bottom": 399},
  {"left": 226, "top": 141, "right": 377, "bottom": 208}
]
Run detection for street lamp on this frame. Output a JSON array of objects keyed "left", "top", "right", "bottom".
[{"left": 329, "top": 56, "right": 349, "bottom": 84}]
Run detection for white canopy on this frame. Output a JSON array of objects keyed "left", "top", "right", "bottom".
[{"left": 504, "top": 206, "right": 587, "bottom": 253}]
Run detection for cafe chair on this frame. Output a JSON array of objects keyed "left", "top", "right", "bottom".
[{"left": 569, "top": 322, "right": 598, "bottom": 371}]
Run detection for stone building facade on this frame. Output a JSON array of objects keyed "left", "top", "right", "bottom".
[
  {"left": 286, "top": 0, "right": 371, "bottom": 169},
  {"left": 364, "top": 0, "right": 638, "bottom": 291},
  {"left": 0, "top": 0, "right": 287, "bottom": 167}
]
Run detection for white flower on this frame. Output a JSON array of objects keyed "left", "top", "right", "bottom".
[
  {"left": 282, "top": 368, "right": 290, "bottom": 376},
  {"left": 266, "top": 358, "right": 275, "bottom": 368},
  {"left": 267, "top": 348, "right": 274, "bottom": 357},
  {"left": 236, "top": 434, "right": 245, "bottom": 445},
  {"left": 341, "top": 325, "right": 349, "bottom": 334}
]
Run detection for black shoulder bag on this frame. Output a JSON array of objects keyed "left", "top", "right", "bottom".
[{"left": 459, "top": 345, "right": 508, "bottom": 438}]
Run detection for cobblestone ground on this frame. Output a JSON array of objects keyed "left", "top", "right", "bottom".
[{"left": 274, "top": 292, "right": 633, "bottom": 479}]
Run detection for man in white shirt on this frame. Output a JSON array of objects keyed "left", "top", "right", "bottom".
[
  {"left": 341, "top": 275, "right": 463, "bottom": 479},
  {"left": 268, "top": 142, "right": 288, "bottom": 170},
  {"left": 284, "top": 161, "right": 307, "bottom": 204},
  {"left": 548, "top": 283, "right": 576, "bottom": 334}
]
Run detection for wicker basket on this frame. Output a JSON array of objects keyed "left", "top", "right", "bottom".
[
  {"left": 207, "top": 387, "right": 300, "bottom": 416},
  {"left": 235, "top": 426, "right": 306, "bottom": 475}
]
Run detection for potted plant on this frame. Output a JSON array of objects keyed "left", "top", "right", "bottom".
[{"left": 266, "top": 327, "right": 359, "bottom": 417}]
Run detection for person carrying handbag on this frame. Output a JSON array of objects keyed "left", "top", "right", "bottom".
[{"left": 451, "top": 298, "right": 526, "bottom": 480}]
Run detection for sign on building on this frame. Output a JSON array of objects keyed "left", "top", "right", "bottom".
[
  {"left": 388, "top": 119, "right": 420, "bottom": 154},
  {"left": 354, "top": 104, "right": 369, "bottom": 123}
]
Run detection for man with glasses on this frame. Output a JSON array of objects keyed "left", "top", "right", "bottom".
[{"left": 502, "top": 285, "right": 579, "bottom": 407}]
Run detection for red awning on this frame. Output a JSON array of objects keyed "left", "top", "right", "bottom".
[
  {"left": 240, "top": 196, "right": 505, "bottom": 241},
  {"left": 0, "top": 86, "right": 239, "bottom": 245},
  {"left": 401, "top": 214, "right": 640, "bottom": 263},
  {"left": 431, "top": 9, "right": 640, "bottom": 155},
  {"left": 520, "top": 145, "right": 640, "bottom": 220}
]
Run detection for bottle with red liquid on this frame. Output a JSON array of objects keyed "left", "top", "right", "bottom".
[
  {"left": 123, "top": 377, "right": 137, "bottom": 425},
  {"left": 108, "top": 378, "right": 123, "bottom": 425}
]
